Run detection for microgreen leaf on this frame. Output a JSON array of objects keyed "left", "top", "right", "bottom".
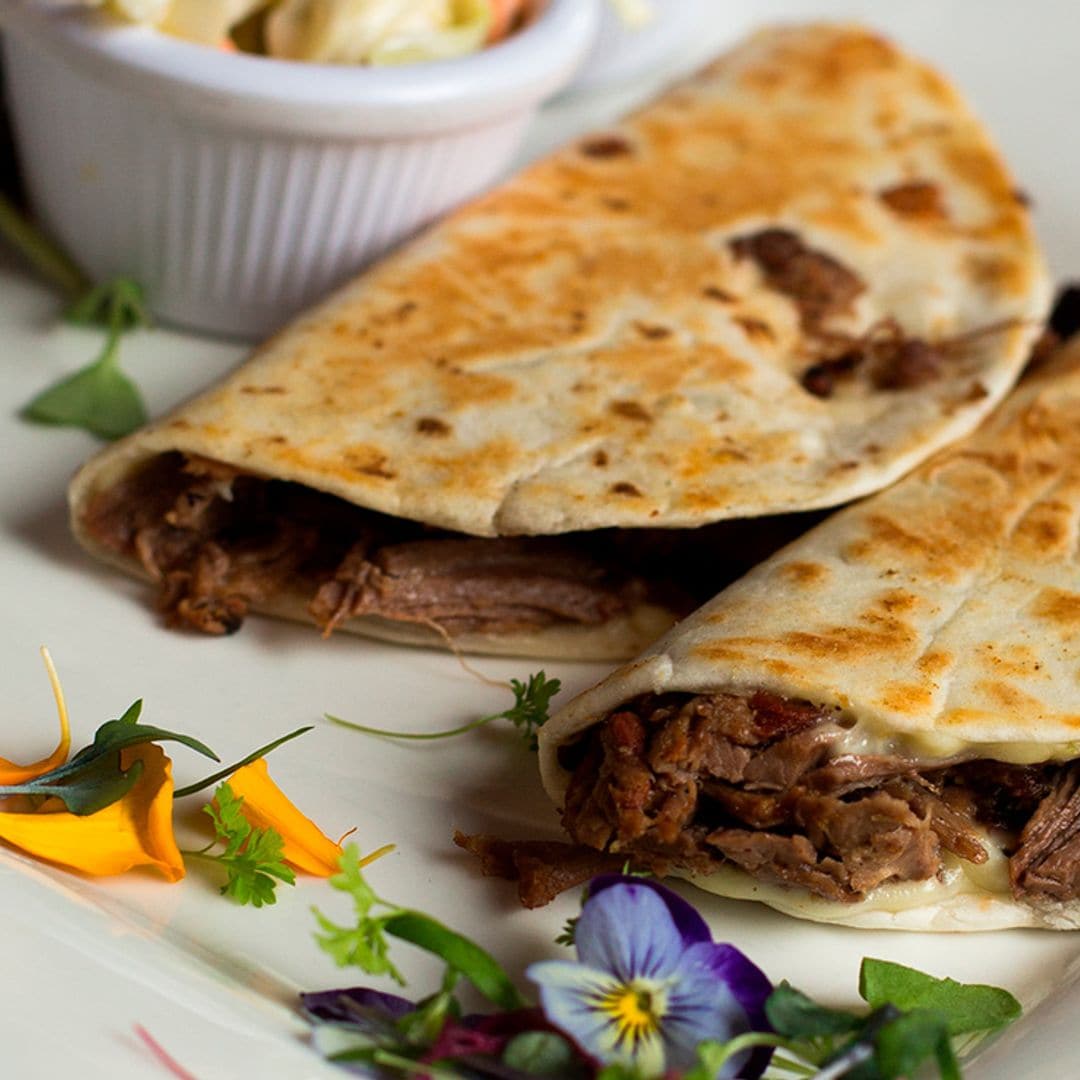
[
  {"left": 71, "top": 699, "right": 218, "bottom": 764},
  {"left": 328, "top": 671, "right": 561, "bottom": 752},
  {"left": 384, "top": 910, "right": 525, "bottom": 1011},
  {"left": 22, "top": 277, "right": 151, "bottom": 440},
  {"left": 193, "top": 782, "right": 295, "bottom": 907},
  {"left": 501, "top": 1031, "right": 579, "bottom": 1075},
  {"left": 22, "top": 342, "right": 147, "bottom": 440},
  {"left": 0, "top": 700, "right": 218, "bottom": 814},
  {"left": 173, "top": 726, "right": 312, "bottom": 798},
  {"left": 873, "top": 1009, "right": 959, "bottom": 1080},
  {"left": 395, "top": 974, "right": 461, "bottom": 1047},
  {"left": 766, "top": 982, "right": 864, "bottom": 1039},
  {"left": 859, "top": 958, "right": 1022, "bottom": 1036}
]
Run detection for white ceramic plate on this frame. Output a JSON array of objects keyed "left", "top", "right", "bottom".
[{"left": 2, "top": 3, "right": 1079, "bottom": 1077}]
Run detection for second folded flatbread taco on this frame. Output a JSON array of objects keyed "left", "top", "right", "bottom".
[
  {"left": 539, "top": 339, "right": 1080, "bottom": 929},
  {"left": 69, "top": 24, "right": 1048, "bottom": 658}
]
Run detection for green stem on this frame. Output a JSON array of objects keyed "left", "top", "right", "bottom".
[
  {"left": 178, "top": 848, "right": 221, "bottom": 864},
  {"left": 770, "top": 1055, "right": 819, "bottom": 1077},
  {"left": 325, "top": 713, "right": 497, "bottom": 741},
  {"left": 708, "top": 1033, "right": 813, "bottom": 1075},
  {"left": 173, "top": 726, "right": 312, "bottom": 798},
  {"left": 0, "top": 192, "right": 89, "bottom": 297},
  {"left": 369, "top": 1049, "right": 461, "bottom": 1079}
]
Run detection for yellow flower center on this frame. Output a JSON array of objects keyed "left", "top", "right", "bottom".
[{"left": 599, "top": 982, "right": 664, "bottom": 1046}]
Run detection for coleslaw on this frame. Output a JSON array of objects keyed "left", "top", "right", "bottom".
[{"left": 57, "top": 0, "right": 652, "bottom": 63}]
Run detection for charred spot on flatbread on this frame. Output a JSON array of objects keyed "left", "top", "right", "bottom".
[
  {"left": 579, "top": 134, "right": 634, "bottom": 159},
  {"left": 879, "top": 180, "right": 947, "bottom": 219}
]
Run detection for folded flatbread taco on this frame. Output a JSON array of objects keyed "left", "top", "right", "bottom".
[
  {"left": 70, "top": 23, "right": 1048, "bottom": 659},
  {"left": 538, "top": 338, "right": 1080, "bottom": 930}
]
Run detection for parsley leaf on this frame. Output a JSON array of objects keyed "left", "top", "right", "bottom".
[
  {"left": 195, "top": 782, "right": 295, "bottom": 908},
  {"left": 313, "top": 845, "right": 406, "bottom": 983},
  {"left": 499, "top": 672, "right": 561, "bottom": 750},
  {"left": 327, "top": 670, "right": 561, "bottom": 751}
]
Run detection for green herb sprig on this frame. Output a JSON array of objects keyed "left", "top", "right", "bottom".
[
  {"left": 183, "top": 782, "right": 295, "bottom": 908},
  {"left": 313, "top": 845, "right": 524, "bottom": 1010},
  {"left": 327, "top": 671, "right": 561, "bottom": 751},
  {"left": 0, "top": 191, "right": 149, "bottom": 439}
]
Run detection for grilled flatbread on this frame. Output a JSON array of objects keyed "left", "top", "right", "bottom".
[
  {"left": 69, "top": 24, "right": 1048, "bottom": 659},
  {"left": 539, "top": 339, "right": 1080, "bottom": 929}
]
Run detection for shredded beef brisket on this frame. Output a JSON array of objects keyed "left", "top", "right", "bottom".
[
  {"left": 731, "top": 228, "right": 864, "bottom": 328},
  {"left": 1010, "top": 766, "right": 1080, "bottom": 902},
  {"left": 85, "top": 453, "right": 816, "bottom": 638},
  {"left": 549, "top": 691, "right": 1077, "bottom": 907}
]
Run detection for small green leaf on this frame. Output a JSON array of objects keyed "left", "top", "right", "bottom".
[
  {"left": 384, "top": 910, "right": 524, "bottom": 1011},
  {"left": 194, "top": 783, "right": 296, "bottom": 908},
  {"left": 874, "top": 1009, "right": 959, "bottom": 1080},
  {"left": 74, "top": 701, "right": 218, "bottom": 764},
  {"left": 554, "top": 914, "right": 579, "bottom": 947},
  {"left": 23, "top": 277, "right": 151, "bottom": 441},
  {"left": 396, "top": 979, "right": 461, "bottom": 1048},
  {"left": 595, "top": 1065, "right": 648, "bottom": 1080},
  {"left": 859, "top": 959, "right": 1022, "bottom": 1036},
  {"left": 22, "top": 346, "right": 147, "bottom": 440},
  {"left": 499, "top": 671, "right": 561, "bottom": 750},
  {"left": 0, "top": 700, "right": 218, "bottom": 815},
  {"left": 766, "top": 982, "right": 864, "bottom": 1039},
  {"left": 501, "top": 1031, "right": 579, "bottom": 1075}
]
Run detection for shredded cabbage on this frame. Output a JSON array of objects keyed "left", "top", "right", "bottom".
[
  {"left": 264, "top": 0, "right": 492, "bottom": 65},
  {"left": 66, "top": 0, "right": 654, "bottom": 63},
  {"left": 158, "top": 0, "right": 268, "bottom": 45}
]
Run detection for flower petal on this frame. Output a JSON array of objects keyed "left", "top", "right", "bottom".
[
  {"left": 660, "top": 942, "right": 770, "bottom": 1077},
  {"left": 0, "top": 648, "right": 72, "bottom": 784},
  {"left": 226, "top": 758, "right": 343, "bottom": 876},
  {"left": 300, "top": 986, "right": 414, "bottom": 1027},
  {"left": 586, "top": 874, "right": 712, "bottom": 949},
  {"left": 527, "top": 960, "right": 624, "bottom": 1053},
  {"left": 0, "top": 745, "right": 183, "bottom": 880},
  {"left": 575, "top": 882, "right": 686, "bottom": 982}
]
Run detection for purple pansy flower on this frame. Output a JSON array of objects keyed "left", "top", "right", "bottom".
[{"left": 527, "top": 876, "right": 772, "bottom": 1079}]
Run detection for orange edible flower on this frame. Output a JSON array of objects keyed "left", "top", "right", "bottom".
[
  {"left": 0, "top": 648, "right": 72, "bottom": 784},
  {"left": 226, "top": 758, "right": 343, "bottom": 876},
  {"left": 0, "top": 744, "right": 184, "bottom": 881}
]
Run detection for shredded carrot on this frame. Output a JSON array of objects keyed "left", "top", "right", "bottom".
[{"left": 486, "top": 0, "right": 535, "bottom": 43}]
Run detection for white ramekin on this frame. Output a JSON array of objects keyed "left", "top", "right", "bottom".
[
  {"left": 0, "top": 0, "right": 599, "bottom": 338},
  {"left": 566, "top": 0, "right": 707, "bottom": 95}
]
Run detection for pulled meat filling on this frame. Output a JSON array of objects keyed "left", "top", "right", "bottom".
[
  {"left": 82, "top": 453, "right": 817, "bottom": 638},
  {"left": 556, "top": 692, "right": 1076, "bottom": 906}
]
